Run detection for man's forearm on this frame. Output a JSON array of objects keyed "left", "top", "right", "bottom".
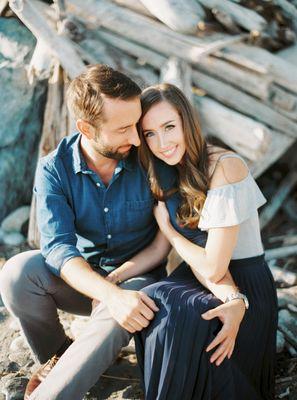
[{"left": 60, "top": 257, "right": 120, "bottom": 303}]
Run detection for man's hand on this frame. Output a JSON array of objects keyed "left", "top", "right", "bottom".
[
  {"left": 201, "top": 299, "right": 245, "bottom": 366},
  {"left": 106, "top": 289, "right": 159, "bottom": 333}
]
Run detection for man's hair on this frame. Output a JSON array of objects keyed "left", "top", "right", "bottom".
[{"left": 67, "top": 64, "right": 141, "bottom": 126}]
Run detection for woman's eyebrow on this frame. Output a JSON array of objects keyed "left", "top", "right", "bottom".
[{"left": 143, "top": 119, "right": 175, "bottom": 132}]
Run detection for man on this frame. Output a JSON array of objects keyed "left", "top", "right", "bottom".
[{"left": 0, "top": 65, "right": 245, "bottom": 400}]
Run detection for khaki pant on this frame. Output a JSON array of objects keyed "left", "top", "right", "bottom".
[{"left": 0, "top": 250, "right": 161, "bottom": 400}]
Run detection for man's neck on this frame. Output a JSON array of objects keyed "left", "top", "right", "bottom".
[{"left": 80, "top": 135, "right": 118, "bottom": 185}]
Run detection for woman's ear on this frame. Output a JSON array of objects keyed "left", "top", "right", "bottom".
[{"left": 76, "top": 119, "right": 93, "bottom": 140}]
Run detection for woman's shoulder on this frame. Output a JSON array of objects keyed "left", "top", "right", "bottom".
[{"left": 207, "top": 146, "right": 249, "bottom": 190}]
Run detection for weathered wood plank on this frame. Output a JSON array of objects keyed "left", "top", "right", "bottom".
[
  {"left": 67, "top": 0, "right": 247, "bottom": 64},
  {"left": 139, "top": 0, "right": 206, "bottom": 34},
  {"left": 216, "top": 43, "right": 297, "bottom": 94},
  {"left": 260, "top": 170, "right": 297, "bottom": 230},
  {"left": 160, "top": 57, "right": 193, "bottom": 104},
  {"left": 248, "top": 130, "right": 294, "bottom": 178},
  {"left": 9, "top": 0, "right": 85, "bottom": 79},
  {"left": 192, "top": 69, "right": 297, "bottom": 138},
  {"left": 195, "top": 95, "right": 271, "bottom": 161},
  {"left": 198, "top": 0, "right": 267, "bottom": 32}
]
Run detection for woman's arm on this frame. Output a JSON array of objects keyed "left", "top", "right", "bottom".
[
  {"left": 160, "top": 219, "right": 240, "bottom": 301},
  {"left": 107, "top": 230, "right": 171, "bottom": 284}
]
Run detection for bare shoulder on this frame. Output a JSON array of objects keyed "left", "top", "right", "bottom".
[{"left": 209, "top": 152, "right": 249, "bottom": 190}]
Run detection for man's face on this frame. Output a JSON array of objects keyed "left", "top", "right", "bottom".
[{"left": 92, "top": 96, "right": 142, "bottom": 160}]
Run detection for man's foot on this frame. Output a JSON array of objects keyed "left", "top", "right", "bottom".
[
  {"left": 24, "top": 337, "right": 73, "bottom": 399},
  {"left": 24, "top": 354, "right": 60, "bottom": 399}
]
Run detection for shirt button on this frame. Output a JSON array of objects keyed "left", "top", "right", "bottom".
[
  {"left": 107, "top": 234, "right": 112, "bottom": 239},
  {"left": 104, "top": 207, "right": 109, "bottom": 213},
  {"left": 96, "top": 183, "right": 101, "bottom": 187}
]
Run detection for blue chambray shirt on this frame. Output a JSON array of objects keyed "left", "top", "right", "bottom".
[{"left": 34, "top": 133, "right": 158, "bottom": 277}]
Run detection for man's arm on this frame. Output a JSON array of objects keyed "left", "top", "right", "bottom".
[
  {"left": 60, "top": 257, "right": 159, "bottom": 333},
  {"left": 35, "top": 160, "right": 159, "bottom": 333}
]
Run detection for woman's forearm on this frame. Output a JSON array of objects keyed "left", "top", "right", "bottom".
[
  {"left": 109, "top": 230, "right": 171, "bottom": 283},
  {"left": 190, "top": 267, "right": 238, "bottom": 303},
  {"left": 163, "top": 226, "right": 239, "bottom": 302}
]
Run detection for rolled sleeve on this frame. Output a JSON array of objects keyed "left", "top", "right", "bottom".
[{"left": 34, "top": 158, "right": 83, "bottom": 276}]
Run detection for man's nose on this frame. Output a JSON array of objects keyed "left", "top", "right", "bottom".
[{"left": 128, "top": 127, "right": 141, "bottom": 147}]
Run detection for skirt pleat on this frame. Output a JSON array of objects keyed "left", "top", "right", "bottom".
[{"left": 135, "top": 255, "right": 277, "bottom": 400}]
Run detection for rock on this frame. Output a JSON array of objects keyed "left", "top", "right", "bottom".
[
  {"left": 277, "top": 330, "right": 285, "bottom": 353},
  {"left": 0, "top": 228, "right": 4, "bottom": 244},
  {"left": 269, "top": 263, "right": 297, "bottom": 287},
  {"left": 277, "top": 286, "right": 297, "bottom": 308},
  {"left": 9, "top": 319, "right": 21, "bottom": 332},
  {"left": 278, "top": 309, "right": 297, "bottom": 348},
  {"left": 0, "top": 17, "right": 47, "bottom": 223},
  {"left": 2, "top": 377, "right": 28, "bottom": 400},
  {"left": 2, "top": 232, "right": 25, "bottom": 246},
  {"left": 1, "top": 206, "right": 30, "bottom": 233},
  {"left": 10, "top": 336, "right": 28, "bottom": 353},
  {"left": 0, "top": 360, "right": 19, "bottom": 375}
]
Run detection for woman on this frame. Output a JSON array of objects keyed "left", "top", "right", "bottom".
[{"left": 108, "top": 83, "right": 277, "bottom": 399}]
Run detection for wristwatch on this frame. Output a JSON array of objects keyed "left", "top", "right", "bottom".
[{"left": 225, "top": 292, "right": 249, "bottom": 310}]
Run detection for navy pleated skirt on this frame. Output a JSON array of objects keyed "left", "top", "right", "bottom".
[{"left": 135, "top": 255, "right": 278, "bottom": 400}]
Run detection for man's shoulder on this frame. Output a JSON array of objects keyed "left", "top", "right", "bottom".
[{"left": 38, "top": 133, "right": 80, "bottom": 171}]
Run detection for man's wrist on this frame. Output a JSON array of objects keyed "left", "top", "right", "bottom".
[{"left": 100, "top": 280, "right": 122, "bottom": 303}]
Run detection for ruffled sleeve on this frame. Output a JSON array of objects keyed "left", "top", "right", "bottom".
[{"left": 198, "top": 173, "right": 266, "bottom": 230}]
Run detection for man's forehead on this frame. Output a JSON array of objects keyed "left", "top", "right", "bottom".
[{"left": 101, "top": 95, "right": 142, "bottom": 126}]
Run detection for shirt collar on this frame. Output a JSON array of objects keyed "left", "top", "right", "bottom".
[{"left": 72, "top": 133, "right": 137, "bottom": 174}]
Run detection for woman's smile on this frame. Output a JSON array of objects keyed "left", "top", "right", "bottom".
[{"left": 159, "top": 145, "right": 178, "bottom": 158}]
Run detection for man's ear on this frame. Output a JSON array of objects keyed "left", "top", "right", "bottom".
[{"left": 76, "top": 119, "right": 93, "bottom": 139}]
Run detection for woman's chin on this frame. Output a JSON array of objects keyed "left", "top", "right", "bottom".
[{"left": 157, "top": 155, "right": 181, "bottom": 166}]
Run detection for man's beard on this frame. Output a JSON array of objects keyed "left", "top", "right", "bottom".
[
  {"left": 98, "top": 147, "right": 131, "bottom": 160},
  {"left": 94, "top": 139, "right": 131, "bottom": 161}
]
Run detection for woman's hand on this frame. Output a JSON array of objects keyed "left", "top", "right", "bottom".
[
  {"left": 106, "top": 270, "right": 122, "bottom": 284},
  {"left": 202, "top": 299, "right": 246, "bottom": 366},
  {"left": 154, "top": 201, "right": 172, "bottom": 234}
]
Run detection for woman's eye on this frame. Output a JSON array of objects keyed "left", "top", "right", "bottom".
[
  {"left": 165, "top": 124, "right": 175, "bottom": 131},
  {"left": 144, "top": 131, "right": 154, "bottom": 138}
]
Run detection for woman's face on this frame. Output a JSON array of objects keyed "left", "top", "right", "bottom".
[{"left": 141, "top": 101, "right": 186, "bottom": 165}]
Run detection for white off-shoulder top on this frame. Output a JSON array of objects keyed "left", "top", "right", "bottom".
[{"left": 198, "top": 154, "right": 267, "bottom": 259}]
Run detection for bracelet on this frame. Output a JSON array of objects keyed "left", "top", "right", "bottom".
[{"left": 225, "top": 292, "right": 249, "bottom": 310}]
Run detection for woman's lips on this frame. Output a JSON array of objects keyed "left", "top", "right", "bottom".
[{"left": 160, "top": 145, "right": 178, "bottom": 158}]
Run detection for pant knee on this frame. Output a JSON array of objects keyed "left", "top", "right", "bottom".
[{"left": 0, "top": 250, "right": 42, "bottom": 309}]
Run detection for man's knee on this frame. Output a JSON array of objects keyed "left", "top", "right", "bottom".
[{"left": 0, "top": 250, "right": 44, "bottom": 308}]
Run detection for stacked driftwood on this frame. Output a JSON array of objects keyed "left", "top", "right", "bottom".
[
  {"left": 6, "top": 0, "right": 297, "bottom": 178},
  {"left": 5, "top": 0, "right": 296, "bottom": 255}
]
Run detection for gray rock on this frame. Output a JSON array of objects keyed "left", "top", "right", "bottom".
[
  {"left": 10, "top": 336, "right": 28, "bottom": 353},
  {"left": 0, "top": 228, "right": 4, "bottom": 244},
  {"left": 278, "top": 309, "right": 297, "bottom": 348},
  {"left": 269, "top": 263, "right": 297, "bottom": 287},
  {"left": 2, "top": 377, "right": 28, "bottom": 400},
  {"left": 0, "top": 360, "right": 19, "bottom": 375},
  {"left": 2, "top": 232, "right": 25, "bottom": 246},
  {"left": 1, "top": 206, "right": 30, "bottom": 233},
  {"left": 8, "top": 351, "right": 31, "bottom": 367},
  {"left": 276, "top": 330, "right": 285, "bottom": 353},
  {"left": 9, "top": 319, "right": 20, "bottom": 332},
  {"left": 0, "top": 17, "right": 47, "bottom": 223}
]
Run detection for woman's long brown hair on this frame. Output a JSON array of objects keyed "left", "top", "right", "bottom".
[{"left": 138, "top": 83, "right": 211, "bottom": 228}]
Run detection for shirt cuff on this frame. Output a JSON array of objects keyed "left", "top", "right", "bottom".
[{"left": 45, "top": 245, "right": 82, "bottom": 276}]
